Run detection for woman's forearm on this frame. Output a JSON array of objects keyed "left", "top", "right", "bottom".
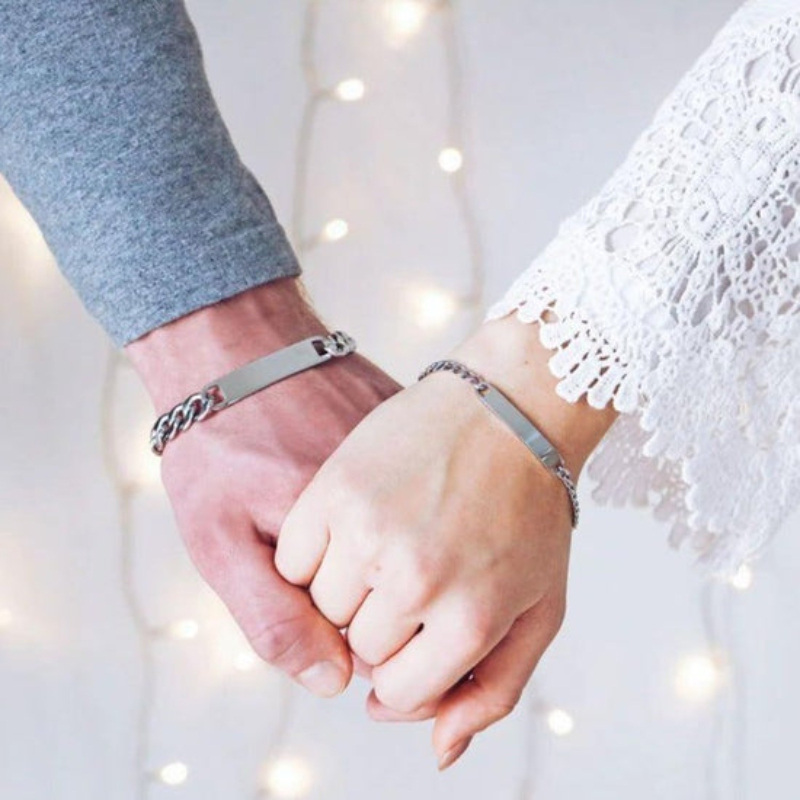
[{"left": 451, "top": 311, "right": 620, "bottom": 481}]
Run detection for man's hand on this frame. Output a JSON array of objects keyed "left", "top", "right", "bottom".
[
  {"left": 125, "top": 278, "right": 401, "bottom": 697},
  {"left": 275, "top": 311, "right": 619, "bottom": 766}
]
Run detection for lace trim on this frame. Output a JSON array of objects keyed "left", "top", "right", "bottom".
[{"left": 486, "top": 4, "right": 800, "bottom": 579}]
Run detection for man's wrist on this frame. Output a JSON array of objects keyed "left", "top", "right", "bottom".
[
  {"left": 450, "top": 312, "right": 620, "bottom": 480},
  {"left": 125, "top": 278, "right": 327, "bottom": 409}
]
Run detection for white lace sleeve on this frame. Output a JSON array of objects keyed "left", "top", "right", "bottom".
[{"left": 486, "top": 0, "right": 800, "bottom": 579}]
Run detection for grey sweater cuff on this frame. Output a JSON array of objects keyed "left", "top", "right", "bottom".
[{"left": 0, "top": 0, "right": 300, "bottom": 347}]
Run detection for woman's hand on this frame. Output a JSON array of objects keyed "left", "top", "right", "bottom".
[{"left": 275, "top": 311, "right": 620, "bottom": 767}]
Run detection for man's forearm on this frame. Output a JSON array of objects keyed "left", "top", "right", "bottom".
[{"left": 125, "top": 278, "right": 325, "bottom": 410}]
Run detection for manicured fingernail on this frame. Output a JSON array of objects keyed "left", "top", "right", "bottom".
[
  {"left": 298, "top": 661, "right": 346, "bottom": 698},
  {"left": 438, "top": 737, "right": 472, "bottom": 771}
]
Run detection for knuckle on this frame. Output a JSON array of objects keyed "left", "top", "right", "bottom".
[
  {"left": 273, "top": 541, "right": 304, "bottom": 586},
  {"left": 397, "top": 564, "right": 436, "bottom": 612},
  {"left": 246, "top": 614, "right": 305, "bottom": 668},
  {"left": 329, "top": 460, "right": 367, "bottom": 505},
  {"left": 385, "top": 547, "right": 441, "bottom": 610},
  {"left": 310, "top": 592, "right": 350, "bottom": 630},
  {"left": 480, "top": 694, "right": 519, "bottom": 725},
  {"left": 452, "top": 598, "right": 495, "bottom": 652},
  {"left": 346, "top": 629, "right": 379, "bottom": 667}
]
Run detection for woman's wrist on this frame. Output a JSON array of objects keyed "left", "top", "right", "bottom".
[
  {"left": 449, "top": 311, "right": 620, "bottom": 480},
  {"left": 125, "top": 278, "right": 328, "bottom": 409}
]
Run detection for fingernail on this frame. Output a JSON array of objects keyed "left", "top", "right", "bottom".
[
  {"left": 298, "top": 661, "right": 346, "bottom": 698},
  {"left": 438, "top": 737, "right": 472, "bottom": 771}
]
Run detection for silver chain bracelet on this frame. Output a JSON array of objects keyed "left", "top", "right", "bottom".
[
  {"left": 418, "top": 359, "right": 580, "bottom": 529},
  {"left": 149, "top": 331, "right": 357, "bottom": 456}
]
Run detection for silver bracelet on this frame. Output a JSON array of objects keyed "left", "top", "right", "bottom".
[
  {"left": 418, "top": 359, "right": 580, "bottom": 529},
  {"left": 149, "top": 331, "right": 357, "bottom": 456}
]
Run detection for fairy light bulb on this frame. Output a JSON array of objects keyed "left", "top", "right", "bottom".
[
  {"left": 127, "top": 415, "right": 162, "bottom": 491},
  {"left": 157, "top": 762, "right": 189, "bottom": 786},
  {"left": 384, "top": 0, "right": 429, "bottom": 39},
  {"left": 438, "top": 147, "right": 463, "bottom": 173},
  {"left": 234, "top": 650, "right": 259, "bottom": 672},
  {"left": 321, "top": 219, "right": 349, "bottom": 242},
  {"left": 334, "top": 78, "right": 365, "bottom": 102},
  {"left": 674, "top": 653, "right": 723, "bottom": 702},
  {"left": 0, "top": 608, "right": 12, "bottom": 629},
  {"left": 730, "top": 563, "right": 753, "bottom": 591},
  {"left": 133, "top": 447, "right": 161, "bottom": 490},
  {"left": 546, "top": 708, "right": 574, "bottom": 737},
  {"left": 262, "top": 756, "right": 314, "bottom": 799},
  {"left": 410, "top": 285, "right": 458, "bottom": 328},
  {"left": 167, "top": 619, "right": 199, "bottom": 640}
]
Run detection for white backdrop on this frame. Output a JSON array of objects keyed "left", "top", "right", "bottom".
[{"left": 1, "top": 1, "right": 798, "bottom": 798}]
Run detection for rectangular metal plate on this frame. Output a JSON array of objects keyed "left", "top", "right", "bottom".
[
  {"left": 478, "top": 386, "right": 562, "bottom": 469},
  {"left": 205, "top": 338, "right": 329, "bottom": 408}
]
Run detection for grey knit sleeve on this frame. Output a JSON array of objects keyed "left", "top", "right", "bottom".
[{"left": 0, "top": 0, "right": 300, "bottom": 348}]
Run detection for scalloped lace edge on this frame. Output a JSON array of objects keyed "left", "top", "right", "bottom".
[{"left": 485, "top": 293, "right": 782, "bottom": 582}]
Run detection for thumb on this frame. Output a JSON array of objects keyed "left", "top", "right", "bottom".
[{"left": 194, "top": 522, "right": 353, "bottom": 698}]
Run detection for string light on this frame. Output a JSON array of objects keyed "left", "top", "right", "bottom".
[
  {"left": 409, "top": 284, "right": 459, "bottom": 328},
  {"left": 165, "top": 618, "right": 200, "bottom": 641},
  {"left": 545, "top": 707, "right": 575, "bottom": 737},
  {"left": 730, "top": 563, "right": 753, "bottom": 591},
  {"left": 436, "top": 1, "right": 485, "bottom": 315},
  {"left": 156, "top": 762, "right": 189, "bottom": 787},
  {"left": 333, "top": 78, "right": 366, "bottom": 102},
  {"left": 437, "top": 146, "right": 463, "bottom": 173},
  {"left": 101, "top": 350, "right": 158, "bottom": 800},
  {"left": 699, "top": 575, "right": 746, "bottom": 797},
  {"left": 384, "top": 0, "right": 429, "bottom": 42},
  {"left": 320, "top": 218, "right": 350, "bottom": 243},
  {"left": 234, "top": 650, "right": 259, "bottom": 672},
  {"left": 261, "top": 756, "right": 314, "bottom": 799},
  {"left": 674, "top": 653, "right": 724, "bottom": 702},
  {"left": 129, "top": 422, "right": 162, "bottom": 490}
]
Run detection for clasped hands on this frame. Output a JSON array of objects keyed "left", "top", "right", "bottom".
[{"left": 127, "top": 279, "right": 616, "bottom": 771}]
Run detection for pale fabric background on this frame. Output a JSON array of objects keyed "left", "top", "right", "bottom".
[{"left": 1, "top": 1, "right": 798, "bottom": 798}]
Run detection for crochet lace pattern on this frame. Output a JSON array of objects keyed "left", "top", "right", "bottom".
[{"left": 486, "top": 0, "right": 800, "bottom": 578}]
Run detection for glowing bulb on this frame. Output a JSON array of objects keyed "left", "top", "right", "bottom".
[
  {"left": 157, "top": 762, "right": 189, "bottom": 786},
  {"left": 384, "top": 0, "right": 428, "bottom": 38},
  {"left": 167, "top": 619, "right": 199, "bottom": 640},
  {"left": 546, "top": 708, "right": 574, "bottom": 737},
  {"left": 127, "top": 416, "right": 163, "bottom": 491},
  {"left": 674, "top": 653, "right": 723, "bottom": 702},
  {"left": 438, "top": 147, "right": 463, "bottom": 173},
  {"left": 334, "top": 78, "right": 365, "bottom": 102},
  {"left": 133, "top": 449, "right": 161, "bottom": 490},
  {"left": 321, "top": 219, "right": 349, "bottom": 242},
  {"left": 263, "top": 756, "right": 314, "bottom": 799},
  {"left": 410, "top": 285, "right": 458, "bottom": 328},
  {"left": 0, "top": 608, "right": 12, "bottom": 629},
  {"left": 234, "top": 650, "right": 259, "bottom": 672},
  {"left": 730, "top": 563, "right": 753, "bottom": 591}
]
